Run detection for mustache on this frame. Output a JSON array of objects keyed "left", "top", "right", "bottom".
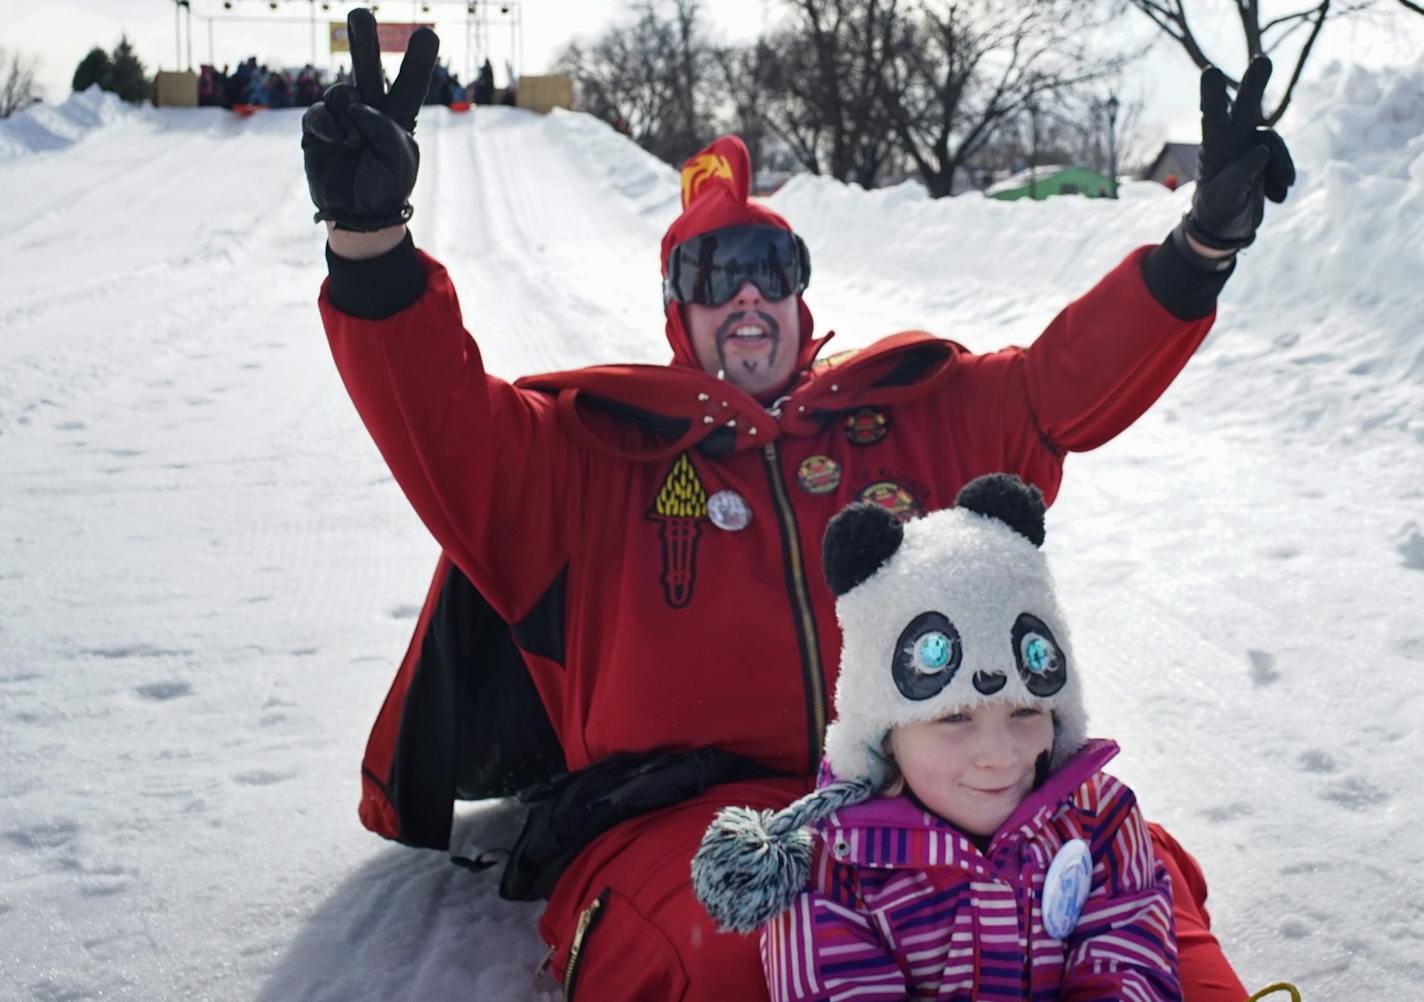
[{"left": 714, "top": 310, "right": 782, "bottom": 346}]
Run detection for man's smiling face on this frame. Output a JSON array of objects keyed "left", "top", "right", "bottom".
[{"left": 684, "top": 281, "right": 801, "bottom": 401}]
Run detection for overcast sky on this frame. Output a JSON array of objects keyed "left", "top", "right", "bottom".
[{"left": 6, "top": 0, "right": 1423, "bottom": 154}]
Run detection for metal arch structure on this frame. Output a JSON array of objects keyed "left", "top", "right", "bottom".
[
  {"left": 168, "top": 1, "right": 524, "bottom": 85},
  {"left": 465, "top": 1, "right": 523, "bottom": 87}
]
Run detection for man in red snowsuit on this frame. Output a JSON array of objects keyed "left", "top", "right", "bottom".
[{"left": 303, "top": 12, "right": 1293, "bottom": 1001}]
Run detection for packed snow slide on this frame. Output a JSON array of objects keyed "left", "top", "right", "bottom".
[{"left": 1, "top": 64, "right": 1422, "bottom": 1000}]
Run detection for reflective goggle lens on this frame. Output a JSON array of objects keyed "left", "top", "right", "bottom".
[{"left": 663, "top": 225, "right": 811, "bottom": 307}]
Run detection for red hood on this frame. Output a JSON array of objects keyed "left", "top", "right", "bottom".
[
  {"left": 515, "top": 330, "right": 966, "bottom": 461},
  {"left": 660, "top": 134, "right": 822, "bottom": 370}
]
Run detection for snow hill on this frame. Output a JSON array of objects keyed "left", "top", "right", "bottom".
[{"left": 1, "top": 65, "right": 1421, "bottom": 1001}]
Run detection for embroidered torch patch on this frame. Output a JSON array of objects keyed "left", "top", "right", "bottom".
[{"left": 647, "top": 453, "right": 710, "bottom": 608}]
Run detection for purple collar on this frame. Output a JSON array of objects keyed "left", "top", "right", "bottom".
[{"left": 818, "top": 739, "right": 1120, "bottom": 870}]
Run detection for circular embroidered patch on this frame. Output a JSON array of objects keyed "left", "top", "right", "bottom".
[
  {"left": 844, "top": 408, "right": 889, "bottom": 446},
  {"left": 1042, "top": 838, "right": 1093, "bottom": 940},
  {"left": 855, "top": 481, "right": 924, "bottom": 522},
  {"left": 796, "top": 455, "right": 842, "bottom": 495},
  {"left": 707, "top": 490, "right": 753, "bottom": 531}
]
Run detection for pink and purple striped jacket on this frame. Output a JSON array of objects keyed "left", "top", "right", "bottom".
[{"left": 760, "top": 739, "right": 1180, "bottom": 1002}]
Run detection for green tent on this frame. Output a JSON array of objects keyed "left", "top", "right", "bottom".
[{"left": 986, "top": 165, "right": 1114, "bottom": 201}]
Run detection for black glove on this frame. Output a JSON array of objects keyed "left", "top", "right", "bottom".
[
  {"left": 1176, "top": 56, "right": 1295, "bottom": 264},
  {"left": 302, "top": 9, "right": 439, "bottom": 231}
]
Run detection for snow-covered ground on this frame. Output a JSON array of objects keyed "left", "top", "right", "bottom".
[{"left": 1, "top": 64, "right": 1421, "bottom": 1000}]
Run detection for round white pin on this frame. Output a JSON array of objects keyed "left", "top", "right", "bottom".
[
  {"left": 1041, "top": 838, "right": 1093, "bottom": 940},
  {"left": 707, "top": 490, "right": 752, "bottom": 532}
]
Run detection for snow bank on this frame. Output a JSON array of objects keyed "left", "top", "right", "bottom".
[
  {"left": 543, "top": 107, "right": 681, "bottom": 219},
  {"left": 0, "top": 85, "right": 144, "bottom": 159}
]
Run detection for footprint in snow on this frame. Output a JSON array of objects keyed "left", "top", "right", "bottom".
[
  {"left": 77, "top": 863, "right": 134, "bottom": 898},
  {"left": 0, "top": 672, "right": 43, "bottom": 684},
  {"left": 25, "top": 977, "right": 101, "bottom": 1002},
  {"left": 1247, "top": 649, "right": 1281, "bottom": 687},
  {"left": 1319, "top": 777, "right": 1390, "bottom": 810},
  {"left": 2, "top": 818, "right": 79, "bottom": 851},
  {"left": 55, "top": 420, "right": 86, "bottom": 431},
  {"left": 388, "top": 604, "right": 420, "bottom": 620},
  {"left": 1279, "top": 917, "right": 1313, "bottom": 940},
  {"left": 1298, "top": 749, "right": 1340, "bottom": 774},
  {"left": 83, "top": 643, "right": 193, "bottom": 659},
  {"left": 134, "top": 680, "right": 192, "bottom": 702},
  {"left": 232, "top": 769, "right": 295, "bottom": 787},
  {"left": 1199, "top": 802, "right": 1252, "bottom": 823},
  {"left": 1394, "top": 522, "right": 1424, "bottom": 570}
]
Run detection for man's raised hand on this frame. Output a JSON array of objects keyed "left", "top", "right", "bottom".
[
  {"left": 1181, "top": 56, "right": 1296, "bottom": 255},
  {"left": 302, "top": 8, "right": 439, "bottom": 232}
]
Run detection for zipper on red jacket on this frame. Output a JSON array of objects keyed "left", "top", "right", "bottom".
[
  {"left": 562, "top": 888, "right": 608, "bottom": 1000},
  {"left": 761, "top": 441, "right": 828, "bottom": 774}
]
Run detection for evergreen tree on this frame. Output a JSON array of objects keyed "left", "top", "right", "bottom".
[
  {"left": 104, "top": 35, "right": 151, "bottom": 104},
  {"left": 71, "top": 46, "right": 111, "bottom": 93}
]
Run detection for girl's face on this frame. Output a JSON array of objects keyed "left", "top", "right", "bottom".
[{"left": 887, "top": 703, "right": 1054, "bottom": 838}]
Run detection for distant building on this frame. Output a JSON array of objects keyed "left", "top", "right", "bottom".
[
  {"left": 986, "top": 164, "right": 1115, "bottom": 201},
  {"left": 1142, "top": 142, "right": 1198, "bottom": 187}
]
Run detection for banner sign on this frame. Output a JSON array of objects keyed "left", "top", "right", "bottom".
[{"left": 329, "top": 21, "right": 435, "bottom": 54}]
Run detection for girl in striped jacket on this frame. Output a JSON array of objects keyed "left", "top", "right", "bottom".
[{"left": 693, "top": 474, "right": 1181, "bottom": 1001}]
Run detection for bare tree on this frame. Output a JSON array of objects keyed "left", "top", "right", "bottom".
[
  {"left": 709, "top": 40, "right": 780, "bottom": 172},
  {"left": 884, "top": 0, "right": 1134, "bottom": 197},
  {"left": 759, "top": 0, "right": 910, "bottom": 187},
  {"left": 555, "top": 0, "right": 713, "bottom": 164},
  {"left": 1038, "top": 90, "right": 1155, "bottom": 179},
  {"left": 1, "top": 45, "right": 42, "bottom": 119},
  {"left": 1125, "top": 0, "right": 1376, "bottom": 124}
]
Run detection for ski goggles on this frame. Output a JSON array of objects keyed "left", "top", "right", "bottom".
[{"left": 663, "top": 224, "right": 811, "bottom": 307}]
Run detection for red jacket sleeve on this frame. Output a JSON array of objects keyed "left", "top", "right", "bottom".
[
  {"left": 923, "top": 246, "right": 1216, "bottom": 508},
  {"left": 1021, "top": 245, "right": 1214, "bottom": 454},
  {"left": 319, "top": 251, "right": 581, "bottom": 623}
]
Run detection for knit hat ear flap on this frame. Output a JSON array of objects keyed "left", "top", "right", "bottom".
[{"left": 692, "top": 777, "right": 876, "bottom": 933}]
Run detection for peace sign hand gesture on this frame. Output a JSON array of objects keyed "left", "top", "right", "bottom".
[
  {"left": 302, "top": 8, "right": 439, "bottom": 232},
  {"left": 1181, "top": 55, "right": 1296, "bottom": 256}
]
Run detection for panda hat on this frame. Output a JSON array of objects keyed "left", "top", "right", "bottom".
[{"left": 692, "top": 473, "right": 1087, "bottom": 933}]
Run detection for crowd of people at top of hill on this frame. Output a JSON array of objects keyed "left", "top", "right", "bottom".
[
  {"left": 197, "top": 59, "right": 322, "bottom": 109},
  {"left": 196, "top": 56, "right": 510, "bottom": 111}
]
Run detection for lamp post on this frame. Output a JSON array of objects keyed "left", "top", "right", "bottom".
[
  {"left": 1106, "top": 93, "right": 1120, "bottom": 199},
  {"left": 1027, "top": 100, "right": 1039, "bottom": 201}
]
